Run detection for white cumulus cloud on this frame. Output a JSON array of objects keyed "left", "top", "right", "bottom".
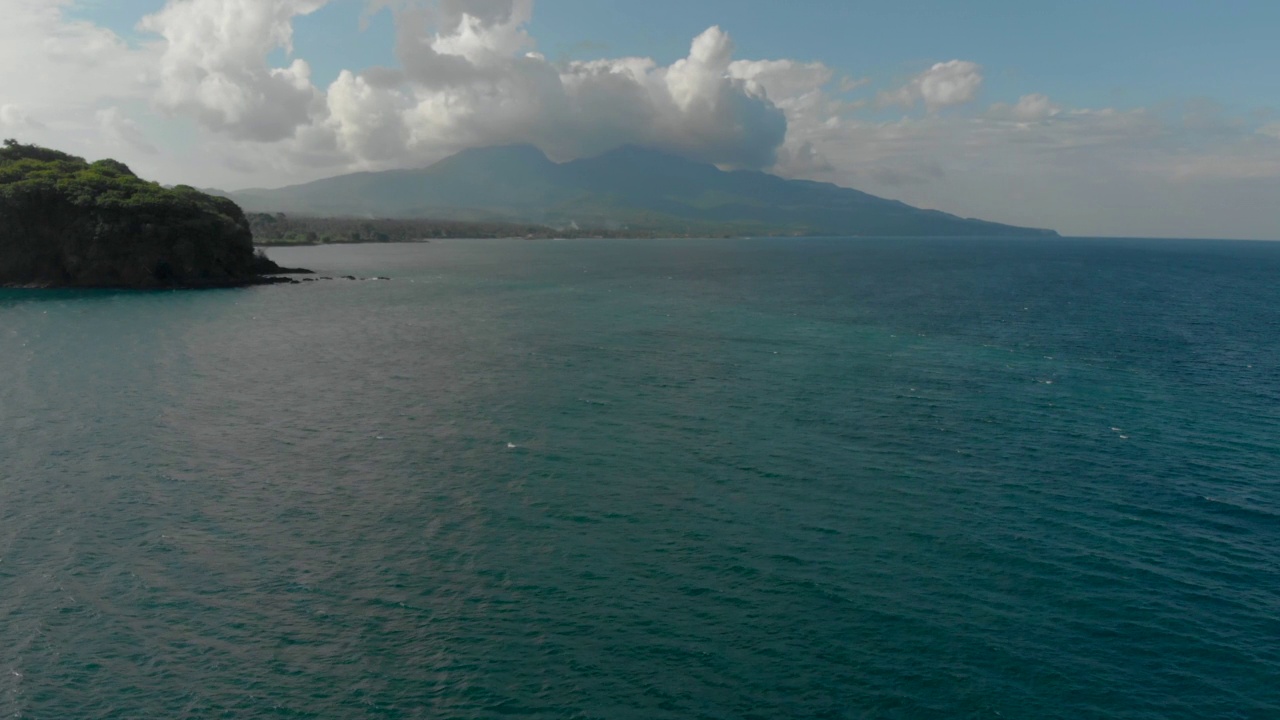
[
  {"left": 140, "top": 0, "right": 328, "bottom": 142},
  {"left": 0, "top": 1, "right": 154, "bottom": 112},
  {"left": 879, "top": 60, "right": 984, "bottom": 113},
  {"left": 305, "top": 12, "right": 788, "bottom": 170}
]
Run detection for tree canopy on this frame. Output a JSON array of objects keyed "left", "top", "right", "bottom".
[{"left": 0, "top": 140, "right": 294, "bottom": 288}]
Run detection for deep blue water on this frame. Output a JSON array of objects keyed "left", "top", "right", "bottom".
[{"left": 1, "top": 237, "right": 1278, "bottom": 719}]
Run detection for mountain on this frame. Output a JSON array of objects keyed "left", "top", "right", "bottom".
[
  {"left": 0, "top": 140, "right": 302, "bottom": 288},
  {"left": 229, "top": 145, "right": 1057, "bottom": 237}
]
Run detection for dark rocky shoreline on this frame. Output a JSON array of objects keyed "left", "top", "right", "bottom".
[{"left": 0, "top": 141, "right": 316, "bottom": 290}]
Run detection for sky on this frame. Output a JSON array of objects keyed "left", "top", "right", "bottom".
[{"left": 3, "top": 0, "right": 1279, "bottom": 239}]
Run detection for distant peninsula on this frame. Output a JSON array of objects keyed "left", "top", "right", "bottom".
[
  {"left": 226, "top": 144, "right": 1058, "bottom": 239},
  {"left": 0, "top": 140, "right": 307, "bottom": 289}
]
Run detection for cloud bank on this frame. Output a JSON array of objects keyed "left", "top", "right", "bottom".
[
  {"left": 137, "top": 0, "right": 789, "bottom": 170},
  {"left": 141, "top": 0, "right": 327, "bottom": 142}
]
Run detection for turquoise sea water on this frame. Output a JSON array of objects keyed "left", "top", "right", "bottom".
[{"left": 1, "top": 237, "right": 1278, "bottom": 719}]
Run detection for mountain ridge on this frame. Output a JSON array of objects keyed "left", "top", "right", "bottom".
[{"left": 228, "top": 145, "right": 1058, "bottom": 238}]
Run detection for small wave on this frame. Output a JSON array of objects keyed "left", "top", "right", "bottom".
[{"left": 1198, "top": 495, "right": 1280, "bottom": 522}]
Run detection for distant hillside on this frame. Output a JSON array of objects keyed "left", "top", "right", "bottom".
[
  {"left": 229, "top": 145, "right": 1057, "bottom": 238},
  {"left": 245, "top": 213, "right": 722, "bottom": 246}
]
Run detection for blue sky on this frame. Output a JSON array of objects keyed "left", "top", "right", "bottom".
[
  {"left": 73, "top": 0, "right": 1280, "bottom": 115},
  {"left": 533, "top": 0, "right": 1278, "bottom": 112},
  {"left": 8, "top": 0, "right": 1280, "bottom": 238}
]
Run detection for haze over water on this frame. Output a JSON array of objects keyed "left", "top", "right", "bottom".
[{"left": 2, "top": 237, "right": 1278, "bottom": 718}]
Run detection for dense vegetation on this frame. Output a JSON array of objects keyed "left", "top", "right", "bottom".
[
  {"left": 247, "top": 213, "right": 736, "bottom": 245},
  {"left": 0, "top": 140, "right": 295, "bottom": 288}
]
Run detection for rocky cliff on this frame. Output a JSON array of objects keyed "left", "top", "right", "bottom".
[{"left": 0, "top": 140, "right": 302, "bottom": 288}]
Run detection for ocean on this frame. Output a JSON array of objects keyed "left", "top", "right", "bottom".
[{"left": 1, "top": 237, "right": 1277, "bottom": 719}]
